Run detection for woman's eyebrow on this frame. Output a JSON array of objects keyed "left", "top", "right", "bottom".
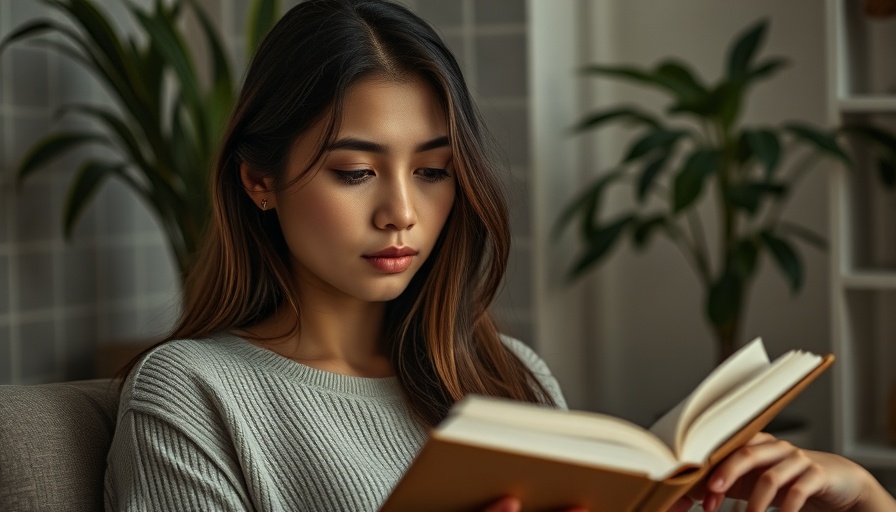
[{"left": 327, "top": 135, "right": 450, "bottom": 153}]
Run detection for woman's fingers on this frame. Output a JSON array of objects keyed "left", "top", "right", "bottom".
[
  {"left": 483, "top": 496, "right": 520, "bottom": 512},
  {"left": 708, "top": 437, "right": 800, "bottom": 496},
  {"left": 743, "top": 447, "right": 814, "bottom": 510},
  {"left": 744, "top": 431, "right": 775, "bottom": 445},
  {"left": 776, "top": 465, "right": 827, "bottom": 512},
  {"left": 483, "top": 496, "right": 589, "bottom": 512},
  {"left": 666, "top": 496, "right": 695, "bottom": 512}
]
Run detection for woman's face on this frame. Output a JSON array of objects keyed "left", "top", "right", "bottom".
[{"left": 264, "top": 75, "right": 456, "bottom": 304}]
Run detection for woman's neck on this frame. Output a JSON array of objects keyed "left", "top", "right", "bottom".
[{"left": 237, "top": 296, "right": 392, "bottom": 378}]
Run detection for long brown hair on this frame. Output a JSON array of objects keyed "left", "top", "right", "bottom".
[{"left": 127, "top": 0, "right": 553, "bottom": 427}]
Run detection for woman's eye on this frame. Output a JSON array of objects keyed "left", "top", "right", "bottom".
[
  {"left": 417, "top": 168, "right": 451, "bottom": 182},
  {"left": 333, "top": 169, "right": 373, "bottom": 185}
]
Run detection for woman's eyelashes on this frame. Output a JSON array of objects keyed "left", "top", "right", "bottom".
[
  {"left": 331, "top": 167, "right": 452, "bottom": 185},
  {"left": 415, "top": 167, "right": 451, "bottom": 182},
  {"left": 333, "top": 169, "right": 373, "bottom": 185}
]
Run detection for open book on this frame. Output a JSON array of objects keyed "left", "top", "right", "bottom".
[{"left": 380, "top": 338, "right": 834, "bottom": 512}]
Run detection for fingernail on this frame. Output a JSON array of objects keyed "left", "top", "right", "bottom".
[{"left": 710, "top": 476, "right": 725, "bottom": 491}]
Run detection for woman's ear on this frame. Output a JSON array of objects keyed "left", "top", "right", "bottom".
[{"left": 240, "top": 162, "right": 276, "bottom": 211}]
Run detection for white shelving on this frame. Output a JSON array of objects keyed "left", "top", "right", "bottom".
[
  {"left": 839, "top": 96, "right": 896, "bottom": 113},
  {"left": 828, "top": 0, "right": 896, "bottom": 470}
]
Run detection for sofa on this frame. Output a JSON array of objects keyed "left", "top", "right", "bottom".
[{"left": 0, "top": 380, "right": 119, "bottom": 512}]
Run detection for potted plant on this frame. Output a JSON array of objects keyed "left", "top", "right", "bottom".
[
  {"left": 1, "top": 0, "right": 278, "bottom": 375},
  {"left": 555, "top": 18, "right": 896, "bottom": 363},
  {"left": 0, "top": 0, "right": 279, "bottom": 278}
]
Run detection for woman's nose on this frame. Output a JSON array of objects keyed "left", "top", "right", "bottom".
[{"left": 373, "top": 176, "right": 417, "bottom": 231}]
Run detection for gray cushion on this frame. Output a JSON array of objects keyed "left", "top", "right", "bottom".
[{"left": 0, "top": 379, "right": 120, "bottom": 512}]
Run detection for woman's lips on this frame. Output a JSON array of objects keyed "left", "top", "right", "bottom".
[
  {"left": 363, "top": 247, "right": 418, "bottom": 273},
  {"left": 363, "top": 255, "right": 414, "bottom": 273}
]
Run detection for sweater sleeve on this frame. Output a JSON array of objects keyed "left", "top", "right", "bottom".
[
  {"left": 104, "top": 408, "right": 253, "bottom": 512},
  {"left": 105, "top": 341, "right": 255, "bottom": 512},
  {"left": 501, "top": 335, "right": 568, "bottom": 410}
]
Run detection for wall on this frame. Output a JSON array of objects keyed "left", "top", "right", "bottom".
[
  {"left": 404, "top": 0, "right": 536, "bottom": 346},
  {"left": 0, "top": 0, "right": 533, "bottom": 384},
  {"left": 576, "top": 0, "right": 833, "bottom": 448},
  {"left": 0, "top": 0, "right": 181, "bottom": 384}
]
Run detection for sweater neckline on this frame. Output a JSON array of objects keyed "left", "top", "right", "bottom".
[{"left": 216, "top": 332, "right": 403, "bottom": 398}]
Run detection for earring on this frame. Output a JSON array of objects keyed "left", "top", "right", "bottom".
[{"left": 261, "top": 198, "right": 268, "bottom": 211}]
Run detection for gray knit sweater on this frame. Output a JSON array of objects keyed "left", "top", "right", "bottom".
[{"left": 103, "top": 333, "right": 566, "bottom": 511}]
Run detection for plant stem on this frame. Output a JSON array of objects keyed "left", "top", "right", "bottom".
[
  {"left": 685, "top": 211, "right": 712, "bottom": 284},
  {"left": 760, "top": 151, "right": 821, "bottom": 230},
  {"left": 665, "top": 222, "right": 711, "bottom": 287}
]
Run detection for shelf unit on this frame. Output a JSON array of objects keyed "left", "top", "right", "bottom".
[{"left": 828, "top": 0, "right": 896, "bottom": 471}]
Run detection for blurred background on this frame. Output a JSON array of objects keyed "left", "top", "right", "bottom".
[{"left": 1, "top": 0, "right": 895, "bottom": 491}]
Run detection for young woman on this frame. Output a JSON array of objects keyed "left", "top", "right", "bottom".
[{"left": 104, "top": 1, "right": 896, "bottom": 511}]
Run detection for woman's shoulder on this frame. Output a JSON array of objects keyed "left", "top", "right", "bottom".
[
  {"left": 499, "top": 334, "right": 552, "bottom": 377},
  {"left": 118, "top": 334, "right": 254, "bottom": 413},
  {"left": 128, "top": 334, "right": 245, "bottom": 378},
  {"left": 499, "top": 335, "right": 568, "bottom": 409}
]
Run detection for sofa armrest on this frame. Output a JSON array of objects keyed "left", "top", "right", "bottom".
[{"left": 0, "top": 379, "right": 120, "bottom": 512}]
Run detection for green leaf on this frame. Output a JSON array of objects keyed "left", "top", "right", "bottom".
[
  {"left": 62, "top": 0, "right": 130, "bottom": 71},
  {"left": 568, "top": 214, "right": 635, "bottom": 279},
  {"left": 671, "top": 80, "right": 742, "bottom": 127},
  {"left": 16, "top": 133, "right": 105, "bottom": 182},
  {"left": 730, "top": 239, "right": 759, "bottom": 279},
  {"left": 637, "top": 152, "right": 669, "bottom": 201},
  {"left": 842, "top": 124, "right": 896, "bottom": 179},
  {"left": 785, "top": 123, "right": 852, "bottom": 165},
  {"left": 707, "top": 269, "right": 743, "bottom": 327},
  {"left": 0, "top": 20, "right": 55, "bottom": 54},
  {"left": 633, "top": 215, "right": 667, "bottom": 248},
  {"left": 573, "top": 106, "right": 661, "bottom": 133},
  {"left": 842, "top": 123, "right": 896, "bottom": 151},
  {"left": 63, "top": 160, "right": 127, "bottom": 238},
  {"left": 726, "top": 181, "right": 787, "bottom": 216},
  {"left": 247, "top": 0, "right": 280, "bottom": 57},
  {"left": 170, "top": 93, "right": 198, "bottom": 183},
  {"left": 777, "top": 221, "right": 827, "bottom": 250},
  {"left": 672, "top": 149, "right": 721, "bottom": 212},
  {"left": 761, "top": 231, "right": 803, "bottom": 292},
  {"left": 880, "top": 159, "right": 896, "bottom": 188},
  {"left": 745, "top": 57, "right": 788, "bottom": 83},
  {"left": 743, "top": 129, "right": 781, "bottom": 178},
  {"left": 553, "top": 169, "right": 625, "bottom": 239},
  {"left": 714, "top": 81, "right": 743, "bottom": 130},
  {"left": 582, "top": 64, "right": 655, "bottom": 82},
  {"left": 183, "top": 0, "right": 233, "bottom": 93},
  {"left": 583, "top": 64, "right": 688, "bottom": 100},
  {"left": 134, "top": 8, "right": 204, "bottom": 133},
  {"left": 205, "top": 78, "right": 235, "bottom": 151},
  {"left": 653, "top": 60, "right": 708, "bottom": 103},
  {"left": 727, "top": 18, "right": 768, "bottom": 82},
  {"left": 59, "top": 104, "right": 154, "bottom": 176},
  {"left": 623, "top": 128, "right": 683, "bottom": 163}
]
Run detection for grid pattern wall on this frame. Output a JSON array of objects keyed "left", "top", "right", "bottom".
[
  {"left": 406, "top": 0, "right": 534, "bottom": 344},
  {"left": 0, "top": 0, "right": 532, "bottom": 385},
  {"left": 0, "top": 0, "right": 181, "bottom": 384}
]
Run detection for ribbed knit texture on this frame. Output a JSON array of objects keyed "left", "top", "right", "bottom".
[{"left": 103, "top": 333, "right": 566, "bottom": 511}]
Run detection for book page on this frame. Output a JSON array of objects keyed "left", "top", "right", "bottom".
[
  {"left": 678, "top": 350, "right": 822, "bottom": 464},
  {"left": 649, "top": 338, "right": 771, "bottom": 455},
  {"left": 436, "top": 415, "right": 680, "bottom": 480},
  {"left": 449, "top": 396, "right": 676, "bottom": 468}
]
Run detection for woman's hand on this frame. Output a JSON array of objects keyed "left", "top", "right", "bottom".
[
  {"left": 483, "top": 496, "right": 587, "bottom": 512},
  {"left": 670, "top": 432, "right": 896, "bottom": 512}
]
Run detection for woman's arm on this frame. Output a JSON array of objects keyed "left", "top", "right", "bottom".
[{"left": 106, "top": 409, "right": 251, "bottom": 512}]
